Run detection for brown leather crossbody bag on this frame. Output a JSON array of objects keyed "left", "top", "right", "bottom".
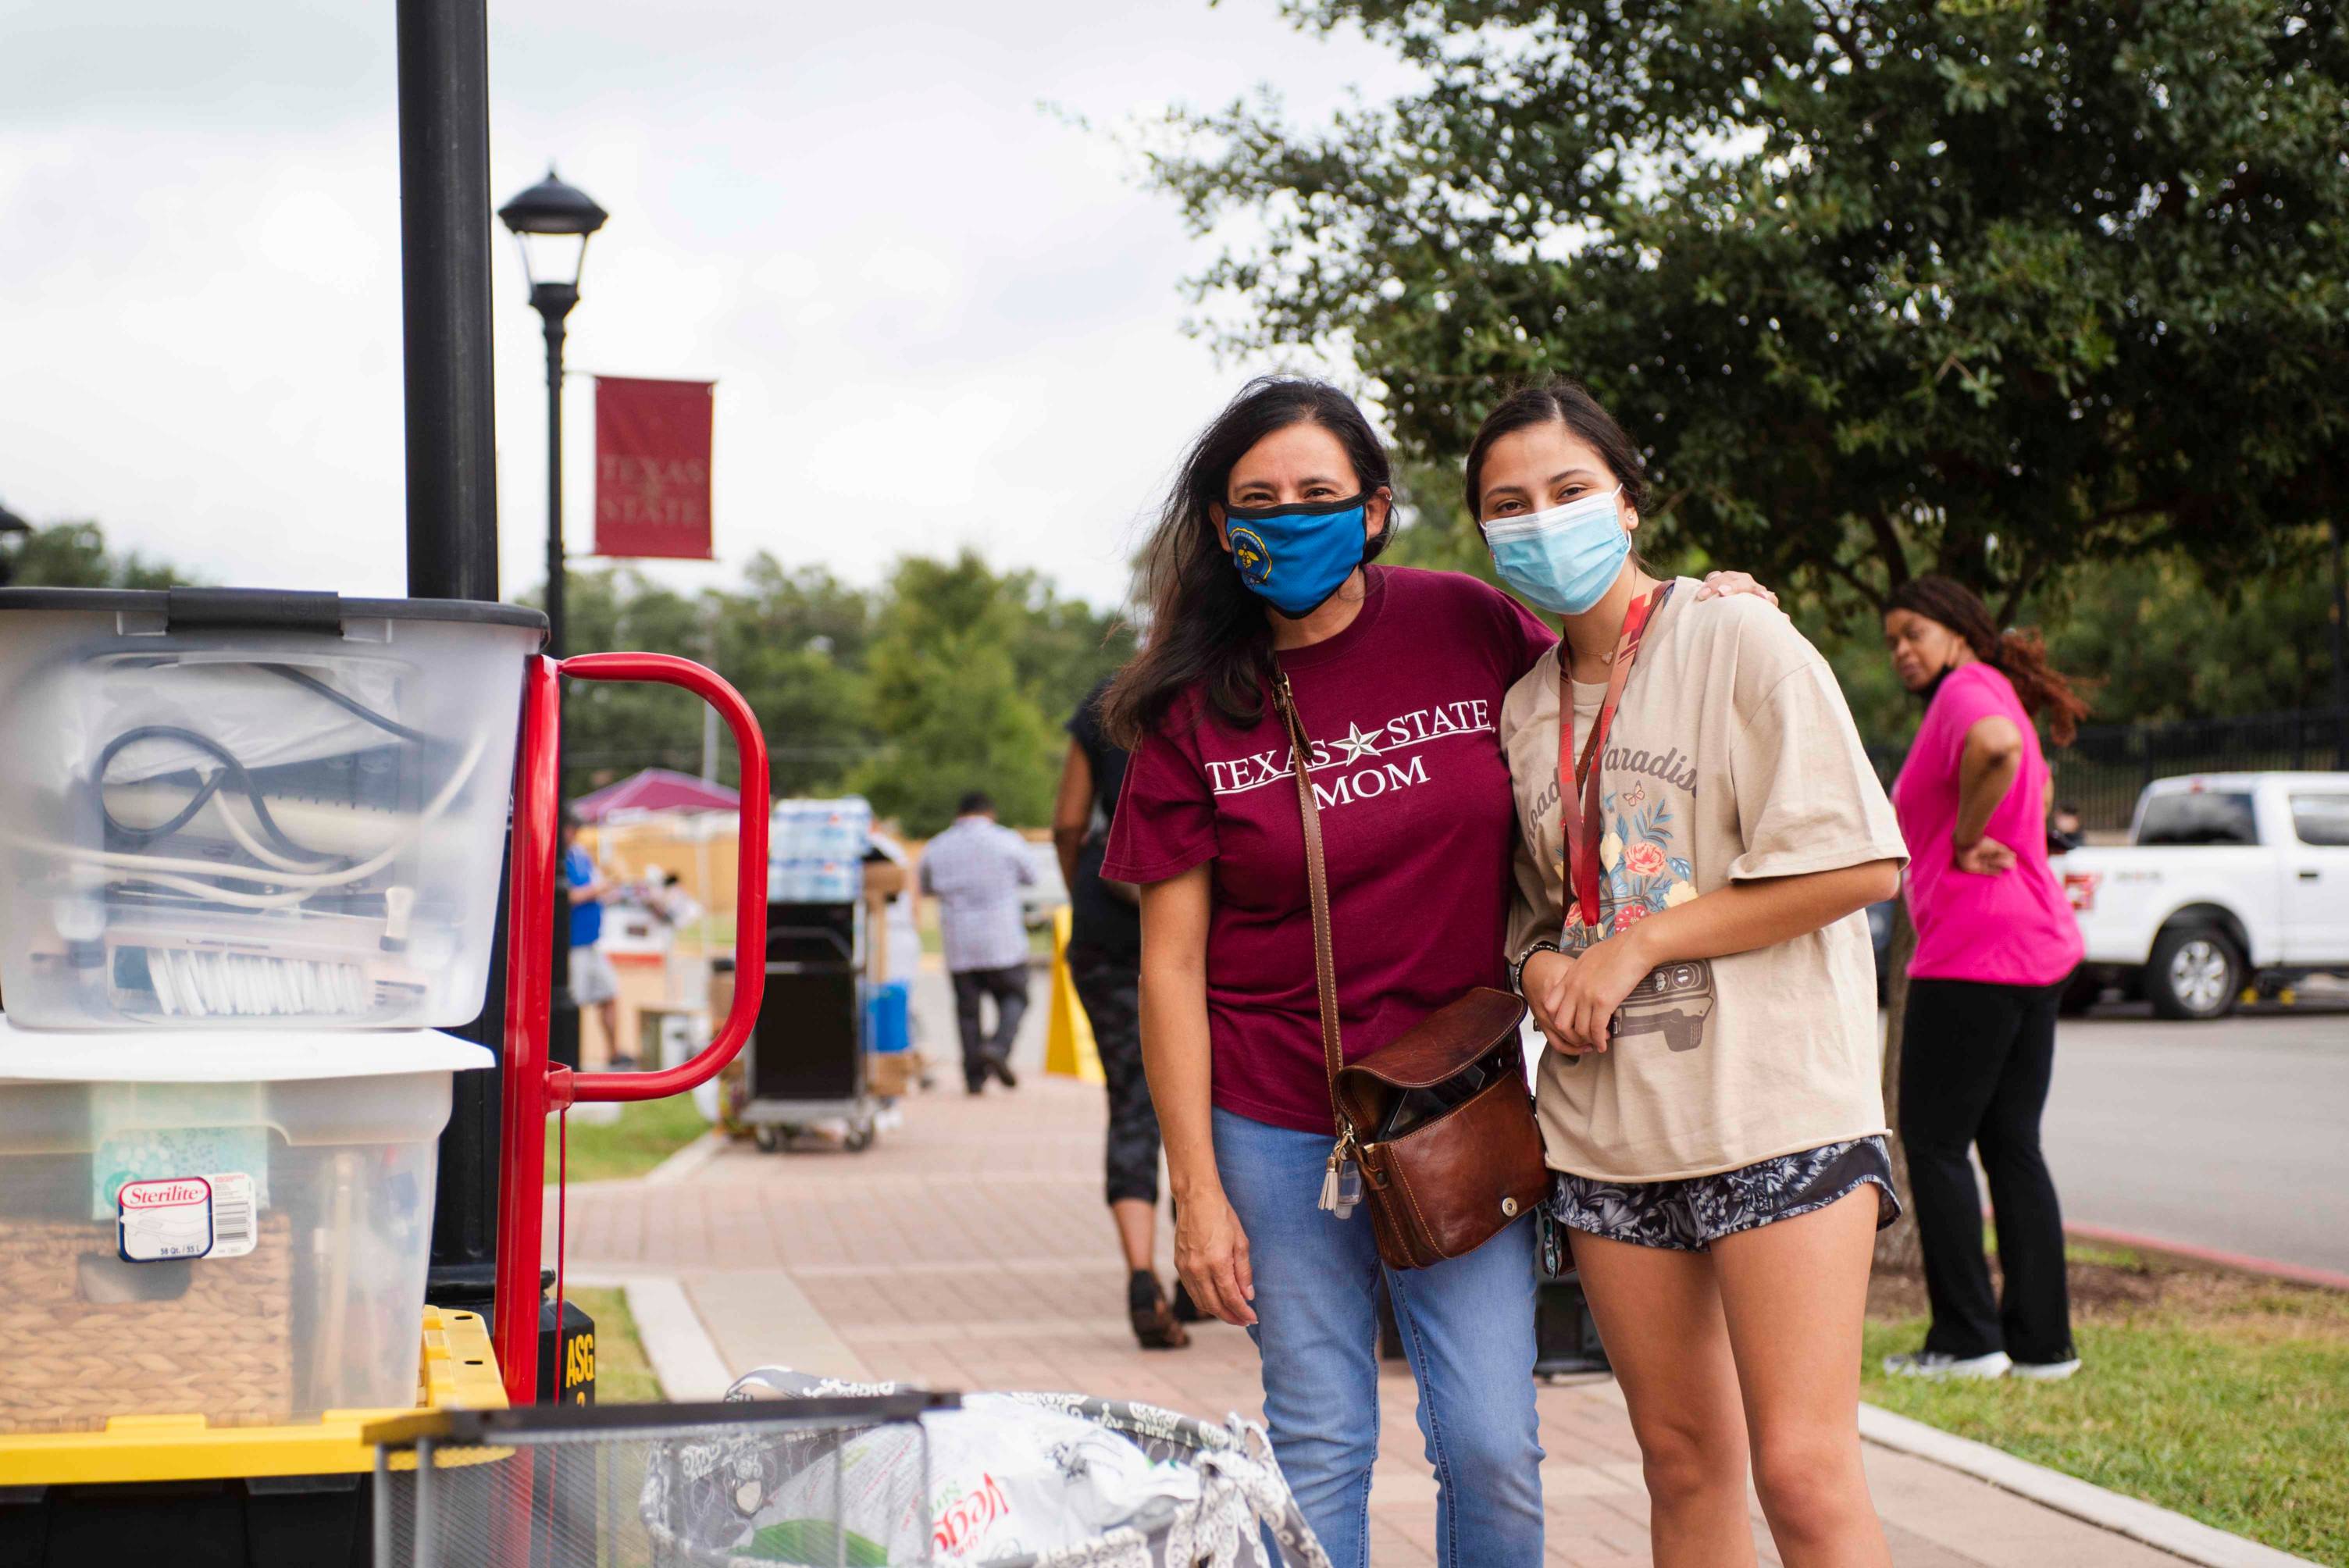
[{"left": 1272, "top": 672, "right": 1550, "bottom": 1270}]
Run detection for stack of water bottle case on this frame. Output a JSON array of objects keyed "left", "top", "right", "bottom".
[{"left": 0, "top": 587, "right": 543, "bottom": 1435}]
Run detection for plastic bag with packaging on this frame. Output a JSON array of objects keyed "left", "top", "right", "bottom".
[{"left": 636, "top": 1367, "right": 1331, "bottom": 1567}]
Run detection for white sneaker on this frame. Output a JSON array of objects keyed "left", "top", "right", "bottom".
[
  {"left": 1882, "top": 1349, "right": 2012, "bottom": 1381},
  {"left": 2009, "top": 1356, "right": 2083, "bottom": 1382}
]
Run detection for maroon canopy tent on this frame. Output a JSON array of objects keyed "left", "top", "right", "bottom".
[{"left": 570, "top": 767, "right": 739, "bottom": 822}]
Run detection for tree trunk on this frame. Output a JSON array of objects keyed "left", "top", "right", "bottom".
[{"left": 1873, "top": 900, "right": 1923, "bottom": 1274}]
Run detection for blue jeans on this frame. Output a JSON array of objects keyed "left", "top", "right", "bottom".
[{"left": 1214, "top": 1107, "right": 1544, "bottom": 1568}]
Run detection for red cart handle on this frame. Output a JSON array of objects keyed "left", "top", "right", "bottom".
[
  {"left": 492, "top": 650, "right": 769, "bottom": 1406},
  {"left": 560, "top": 652, "right": 770, "bottom": 1103}
]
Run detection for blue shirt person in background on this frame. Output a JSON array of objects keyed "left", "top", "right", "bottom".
[{"left": 560, "top": 809, "right": 625, "bottom": 1067}]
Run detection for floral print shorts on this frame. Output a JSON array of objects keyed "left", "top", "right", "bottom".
[{"left": 1550, "top": 1136, "right": 1902, "bottom": 1253}]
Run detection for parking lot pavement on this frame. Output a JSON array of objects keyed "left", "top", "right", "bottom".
[{"left": 2045, "top": 1002, "right": 2349, "bottom": 1274}]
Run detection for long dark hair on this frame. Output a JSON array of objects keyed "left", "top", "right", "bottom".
[
  {"left": 1103, "top": 377, "right": 1392, "bottom": 747},
  {"left": 1888, "top": 575, "right": 2091, "bottom": 746},
  {"left": 1462, "top": 380, "right": 1650, "bottom": 521}
]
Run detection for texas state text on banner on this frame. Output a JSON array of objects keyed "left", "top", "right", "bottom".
[{"left": 593, "top": 376, "right": 715, "bottom": 559}]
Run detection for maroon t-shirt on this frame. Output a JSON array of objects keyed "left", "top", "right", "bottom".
[{"left": 1103, "top": 565, "right": 1556, "bottom": 1135}]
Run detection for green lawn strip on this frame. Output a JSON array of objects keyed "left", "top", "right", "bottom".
[
  {"left": 547, "top": 1095, "right": 711, "bottom": 1184},
  {"left": 1862, "top": 1287, "right": 2349, "bottom": 1564},
  {"left": 561, "top": 1285, "right": 663, "bottom": 1404}
]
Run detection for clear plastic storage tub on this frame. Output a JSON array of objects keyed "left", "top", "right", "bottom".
[
  {"left": 0, "top": 589, "right": 544, "bottom": 1029},
  {"left": 0, "top": 1022, "right": 490, "bottom": 1434}
]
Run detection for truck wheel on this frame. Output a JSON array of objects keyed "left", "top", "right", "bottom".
[{"left": 2147, "top": 927, "right": 2243, "bottom": 1021}]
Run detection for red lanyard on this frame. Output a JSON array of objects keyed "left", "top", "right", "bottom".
[{"left": 1556, "top": 582, "right": 1674, "bottom": 933}]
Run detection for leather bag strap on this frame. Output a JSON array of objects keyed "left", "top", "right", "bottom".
[{"left": 1271, "top": 671, "right": 1351, "bottom": 1140}]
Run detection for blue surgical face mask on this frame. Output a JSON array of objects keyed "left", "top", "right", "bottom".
[
  {"left": 1481, "top": 486, "right": 1631, "bottom": 615},
  {"left": 1224, "top": 493, "right": 1369, "bottom": 619}
]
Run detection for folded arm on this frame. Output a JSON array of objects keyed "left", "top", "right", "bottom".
[{"left": 1524, "top": 860, "right": 1901, "bottom": 1055}]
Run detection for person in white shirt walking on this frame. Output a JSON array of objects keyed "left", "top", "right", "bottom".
[{"left": 919, "top": 792, "right": 1037, "bottom": 1094}]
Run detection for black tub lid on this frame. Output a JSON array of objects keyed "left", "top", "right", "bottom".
[{"left": 0, "top": 586, "right": 548, "bottom": 639}]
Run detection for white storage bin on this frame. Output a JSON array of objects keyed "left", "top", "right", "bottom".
[
  {"left": 0, "top": 589, "right": 544, "bottom": 1029},
  {"left": 0, "top": 1021, "right": 491, "bottom": 1433}
]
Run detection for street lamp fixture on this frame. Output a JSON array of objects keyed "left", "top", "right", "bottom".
[
  {"left": 497, "top": 166, "right": 607, "bottom": 663},
  {"left": 498, "top": 166, "right": 608, "bottom": 313}
]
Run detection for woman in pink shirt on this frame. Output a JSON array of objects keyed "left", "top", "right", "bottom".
[{"left": 1880, "top": 576, "right": 2091, "bottom": 1382}]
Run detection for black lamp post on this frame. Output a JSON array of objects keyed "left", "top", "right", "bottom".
[
  {"left": 499, "top": 166, "right": 606, "bottom": 1076},
  {"left": 497, "top": 166, "right": 608, "bottom": 661}
]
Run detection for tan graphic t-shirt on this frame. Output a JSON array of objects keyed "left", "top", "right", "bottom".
[{"left": 1502, "top": 582, "right": 1909, "bottom": 1182}]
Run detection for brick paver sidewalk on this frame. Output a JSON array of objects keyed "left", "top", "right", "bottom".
[{"left": 554, "top": 1043, "right": 2188, "bottom": 1566}]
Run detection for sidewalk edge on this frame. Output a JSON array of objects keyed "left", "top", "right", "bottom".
[
  {"left": 564, "top": 1269, "right": 736, "bottom": 1402},
  {"left": 644, "top": 1130, "right": 727, "bottom": 1186},
  {"left": 1857, "top": 1403, "right": 2317, "bottom": 1568}
]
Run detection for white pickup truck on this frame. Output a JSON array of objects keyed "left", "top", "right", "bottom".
[{"left": 2059, "top": 772, "right": 2349, "bottom": 1019}]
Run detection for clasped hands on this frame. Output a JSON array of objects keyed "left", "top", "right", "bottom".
[{"left": 1520, "top": 932, "right": 1656, "bottom": 1057}]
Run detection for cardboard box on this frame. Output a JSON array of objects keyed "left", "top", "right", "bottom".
[{"left": 866, "top": 1051, "right": 917, "bottom": 1098}]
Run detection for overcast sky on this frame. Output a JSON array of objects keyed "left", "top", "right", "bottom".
[{"left": 0, "top": 0, "right": 1420, "bottom": 611}]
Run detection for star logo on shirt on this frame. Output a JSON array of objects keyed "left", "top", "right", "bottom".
[{"left": 1330, "top": 722, "right": 1385, "bottom": 764}]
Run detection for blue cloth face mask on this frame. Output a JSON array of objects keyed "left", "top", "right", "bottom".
[
  {"left": 1223, "top": 493, "right": 1370, "bottom": 618},
  {"left": 1481, "top": 486, "right": 1631, "bottom": 615}
]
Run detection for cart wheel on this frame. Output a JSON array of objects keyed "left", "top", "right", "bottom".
[
  {"left": 844, "top": 1120, "right": 875, "bottom": 1153},
  {"left": 753, "top": 1124, "right": 781, "bottom": 1153}
]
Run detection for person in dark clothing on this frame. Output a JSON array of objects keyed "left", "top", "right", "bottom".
[{"left": 1054, "top": 679, "right": 1194, "bottom": 1349}]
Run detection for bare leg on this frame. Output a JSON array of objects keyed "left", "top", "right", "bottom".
[
  {"left": 1112, "top": 1197, "right": 1157, "bottom": 1273},
  {"left": 598, "top": 999, "right": 623, "bottom": 1063},
  {"left": 1570, "top": 1231, "right": 1757, "bottom": 1568},
  {"left": 1710, "top": 1188, "right": 1891, "bottom": 1568}
]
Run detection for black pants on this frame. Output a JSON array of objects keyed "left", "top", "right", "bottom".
[
  {"left": 1899, "top": 977, "right": 2076, "bottom": 1364},
  {"left": 1068, "top": 943, "right": 1159, "bottom": 1207},
  {"left": 950, "top": 964, "right": 1028, "bottom": 1089}
]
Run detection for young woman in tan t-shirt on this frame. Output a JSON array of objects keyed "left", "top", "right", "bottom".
[{"left": 1477, "top": 382, "right": 1909, "bottom": 1568}]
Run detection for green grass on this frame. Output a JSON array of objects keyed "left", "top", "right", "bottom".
[
  {"left": 546, "top": 1095, "right": 711, "bottom": 1184},
  {"left": 562, "top": 1286, "right": 663, "bottom": 1404},
  {"left": 1863, "top": 1272, "right": 2349, "bottom": 1564}
]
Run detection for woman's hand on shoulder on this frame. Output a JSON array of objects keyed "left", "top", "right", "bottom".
[
  {"left": 1695, "top": 570, "right": 1779, "bottom": 608},
  {"left": 1173, "top": 1187, "right": 1257, "bottom": 1327}
]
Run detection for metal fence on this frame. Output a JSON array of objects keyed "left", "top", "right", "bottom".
[{"left": 1869, "top": 708, "right": 2349, "bottom": 835}]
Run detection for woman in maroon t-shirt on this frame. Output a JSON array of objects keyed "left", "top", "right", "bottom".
[{"left": 1100, "top": 377, "right": 1769, "bottom": 1568}]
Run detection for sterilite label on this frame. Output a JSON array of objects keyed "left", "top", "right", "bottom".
[{"left": 116, "top": 1172, "right": 257, "bottom": 1263}]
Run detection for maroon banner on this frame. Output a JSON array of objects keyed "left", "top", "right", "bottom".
[{"left": 593, "top": 376, "right": 714, "bottom": 559}]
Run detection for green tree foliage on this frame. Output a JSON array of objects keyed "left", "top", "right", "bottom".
[
  {"left": 848, "top": 551, "right": 1135, "bottom": 835},
  {"left": 555, "top": 560, "right": 881, "bottom": 801},
  {"left": 0, "top": 519, "right": 188, "bottom": 589},
  {"left": 1802, "top": 529, "right": 2340, "bottom": 754},
  {"left": 1145, "top": 1, "right": 2347, "bottom": 614},
  {"left": 554, "top": 551, "right": 1131, "bottom": 830}
]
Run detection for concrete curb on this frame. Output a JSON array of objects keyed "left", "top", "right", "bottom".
[
  {"left": 2063, "top": 1221, "right": 2349, "bottom": 1294},
  {"left": 1858, "top": 1403, "right": 2318, "bottom": 1568},
  {"left": 562, "top": 1268, "right": 735, "bottom": 1402},
  {"left": 643, "top": 1129, "right": 726, "bottom": 1186}
]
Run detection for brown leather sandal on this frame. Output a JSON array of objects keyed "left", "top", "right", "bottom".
[{"left": 1130, "top": 1277, "right": 1190, "bottom": 1350}]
